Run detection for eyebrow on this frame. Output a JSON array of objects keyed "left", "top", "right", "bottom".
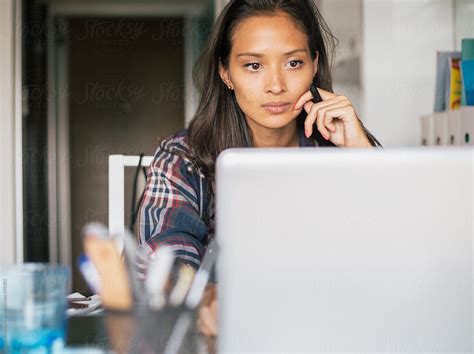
[{"left": 236, "top": 49, "right": 307, "bottom": 58}]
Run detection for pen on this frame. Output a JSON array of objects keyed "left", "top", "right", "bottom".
[{"left": 310, "top": 82, "right": 323, "bottom": 104}]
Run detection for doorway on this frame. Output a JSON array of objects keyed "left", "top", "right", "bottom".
[
  {"left": 47, "top": 1, "right": 214, "bottom": 291},
  {"left": 69, "top": 17, "right": 184, "bottom": 291}
]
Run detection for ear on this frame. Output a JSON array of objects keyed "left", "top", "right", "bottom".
[
  {"left": 313, "top": 51, "right": 319, "bottom": 74},
  {"left": 313, "top": 51, "right": 319, "bottom": 76},
  {"left": 219, "top": 60, "right": 232, "bottom": 88}
]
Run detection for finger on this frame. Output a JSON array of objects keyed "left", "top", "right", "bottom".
[
  {"left": 309, "top": 101, "right": 352, "bottom": 139},
  {"left": 304, "top": 103, "right": 324, "bottom": 138},
  {"left": 316, "top": 87, "right": 338, "bottom": 101},
  {"left": 302, "top": 95, "right": 346, "bottom": 115},
  {"left": 206, "top": 303, "right": 219, "bottom": 335},
  {"left": 200, "top": 307, "right": 218, "bottom": 336},
  {"left": 323, "top": 103, "right": 351, "bottom": 132},
  {"left": 317, "top": 102, "right": 355, "bottom": 139},
  {"left": 304, "top": 98, "right": 348, "bottom": 137},
  {"left": 317, "top": 102, "right": 351, "bottom": 136},
  {"left": 319, "top": 106, "right": 356, "bottom": 140},
  {"left": 209, "top": 300, "right": 218, "bottom": 333},
  {"left": 295, "top": 86, "right": 340, "bottom": 110},
  {"left": 294, "top": 91, "right": 314, "bottom": 110},
  {"left": 197, "top": 316, "right": 210, "bottom": 336},
  {"left": 316, "top": 104, "right": 331, "bottom": 140},
  {"left": 200, "top": 284, "right": 216, "bottom": 306},
  {"left": 198, "top": 310, "right": 214, "bottom": 337}
]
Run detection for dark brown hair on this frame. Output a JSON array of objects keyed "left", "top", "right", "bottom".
[{"left": 188, "top": 0, "right": 381, "bottom": 184}]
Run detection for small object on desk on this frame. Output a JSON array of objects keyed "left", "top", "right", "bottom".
[
  {"left": 82, "top": 224, "right": 133, "bottom": 311},
  {"left": 0, "top": 264, "right": 70, "bottom": 353},
  {"left": 69, "top": 303, "right": 88, "bottom": 310},
  {"left": 67, "top": 297, "right": 91, "bottom": 302},
  {"left": 67, "top": 292, "right": 102, "bottom": 317}
]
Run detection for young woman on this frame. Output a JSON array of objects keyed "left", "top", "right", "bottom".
[{"left": 138, "top": 0, "right": 381, "bottom": 339}]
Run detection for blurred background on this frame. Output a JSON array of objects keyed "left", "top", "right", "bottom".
[{"left": 0, "top": 0, "right": 473, "bottom": 290}]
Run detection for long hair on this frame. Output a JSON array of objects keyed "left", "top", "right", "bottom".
[{"left": 187, "top": 0, "right": 381, "bottom": 185}]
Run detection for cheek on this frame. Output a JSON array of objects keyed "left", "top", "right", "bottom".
[
  {"left": 287, "top": 71, "right": 314, "bottom": 96},
  {"left": 233, "top": 77, "right": 261, "bottom": 109}
]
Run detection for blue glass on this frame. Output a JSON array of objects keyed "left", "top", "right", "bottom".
[{"left": 0, "top": 264, "right": 70, "bottom": 354}]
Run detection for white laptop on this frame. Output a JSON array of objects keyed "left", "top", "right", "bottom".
[{"left": 215, "top": 147, "right": 473, "bottom": 354}]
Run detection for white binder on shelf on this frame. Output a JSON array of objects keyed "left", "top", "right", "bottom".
[
  {"left": 460, "top": 106, "right": 474, "bottom": 146},
  {"left": 420, "top": 114, "right": 434, "bottom": 146},
  {"left": 433, "top": 111, "right": 448, "bottom": 146},
  {"left": 446, "top": 110, "right": 461, "bottom": 146}
]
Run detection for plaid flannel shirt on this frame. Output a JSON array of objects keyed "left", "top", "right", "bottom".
[{"left": 138, "top": 126, "right": 324, "bottom": 269}]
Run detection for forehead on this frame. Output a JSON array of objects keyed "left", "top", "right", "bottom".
[{"left": 231, "top": 13, "right": 309, "bottom": 55}]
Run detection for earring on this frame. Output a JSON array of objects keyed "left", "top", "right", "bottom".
[{"left": 223, "top": 80, "right": 232, "bottom": 90}]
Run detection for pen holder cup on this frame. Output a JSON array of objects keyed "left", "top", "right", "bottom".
[{"left": 104, "top": 306, "right": 202, "bottom": 354}]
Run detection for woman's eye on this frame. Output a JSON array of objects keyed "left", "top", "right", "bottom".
[
  {"left": 287, "top": 60, "right": 304, "bottom": 68},
  {"left": 244, "top": 63, "right": 261, "bottom": 71}
]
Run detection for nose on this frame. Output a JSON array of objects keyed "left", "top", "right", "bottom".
[{"left": 264, "top": 66, "right": 287, "bottom": 95}]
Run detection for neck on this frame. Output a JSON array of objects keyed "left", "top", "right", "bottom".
[{"left": 249, "top": 120, "right": 299, "bottom": 148}]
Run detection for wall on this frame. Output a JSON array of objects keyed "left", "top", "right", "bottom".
[
  {"left": 0, "top": 0, "right": 21, "bottom": 264},
  {"left": 455, "top": 0, "right": 474, "bottom": 50},
  {"left": 215, "top": 0, "right": 229, "bottom": 18},
  {"left": 320, "top": 0, "right": 363, "bottom": 114},
  {"left": 361, "top": 0, "right": 454, "bottom": 147}
]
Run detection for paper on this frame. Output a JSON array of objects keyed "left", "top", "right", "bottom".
[{"left": 66, "top": 292, "right": 102, "bottom": 317}]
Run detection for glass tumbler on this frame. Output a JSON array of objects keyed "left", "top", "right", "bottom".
[{"left": 0, "top": 263, "right": 70, "bottom": 353}]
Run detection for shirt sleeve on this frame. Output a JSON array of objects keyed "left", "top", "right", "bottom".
[{"left": 138, "top": 145, "right": 207, "bottom": 269}]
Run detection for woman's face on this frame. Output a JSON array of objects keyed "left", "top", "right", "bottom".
[{"left": 219, "top": 12, "right": 318, "bottom": 132}]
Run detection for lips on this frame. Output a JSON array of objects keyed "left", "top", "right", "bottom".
[{"left": 261, "top": 102, "right": 291, "bottom": 114}]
